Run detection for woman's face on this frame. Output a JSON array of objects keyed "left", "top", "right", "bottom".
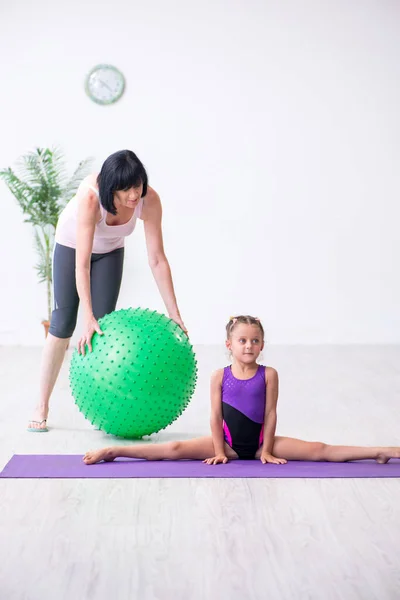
[{"left": 114, "top": 183, "right": 143, "bottom": 209}]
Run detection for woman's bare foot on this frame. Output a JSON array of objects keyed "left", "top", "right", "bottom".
[
  {"left": 83, "top": 448, "right": 116, "bottom": 465},
  {"left": 376, "top": 448, "right": 400, "bottom": 464}
]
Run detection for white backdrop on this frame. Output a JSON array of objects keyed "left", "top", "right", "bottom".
[{"left": 0, "top": 0, "right": 399, "bottom": 346}]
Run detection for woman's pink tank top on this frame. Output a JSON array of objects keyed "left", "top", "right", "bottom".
[{"left": 55, "top": 184, "right": 143, "bottom": 254}]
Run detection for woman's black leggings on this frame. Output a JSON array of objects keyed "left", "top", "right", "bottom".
[{"left": 49, "top": 243, "right": 124, "bottom": 338}]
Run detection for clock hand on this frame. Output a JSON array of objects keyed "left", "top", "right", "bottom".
[{"left": 98, "top": 79, "right": 113, "bottom": 92}]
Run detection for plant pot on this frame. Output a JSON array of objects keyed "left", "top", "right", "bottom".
[{"left": 42, "top": 320, "right": 50, "bottom": 337}]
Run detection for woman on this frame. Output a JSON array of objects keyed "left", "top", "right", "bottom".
[{"left": 28, "top": 149, "right": 187, "bottom": 432}]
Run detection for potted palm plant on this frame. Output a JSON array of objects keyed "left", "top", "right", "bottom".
[{"left": 0, "top": 147, "right": 92, "bottom": 336}]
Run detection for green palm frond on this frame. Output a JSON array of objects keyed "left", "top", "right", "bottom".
[
  {"left": 22, "top": 151, "right": 51, "bottom": 190},
  {"left": 19, "top": 148, "right": 64, "bottom": 228},
  {"left": 0, "top": 167, "right": 36, "bottom": 216},
  {"left": 61, "top": 157, "right": 94, "bottom": 206},
  {"left": 33, "top": 227, "right": 49, "bottom": 283}
]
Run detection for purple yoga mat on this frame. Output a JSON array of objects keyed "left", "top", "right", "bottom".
[{"left": 1, "top": 455, "right": 400, "bottom": 478}]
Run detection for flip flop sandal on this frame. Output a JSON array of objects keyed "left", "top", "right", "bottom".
[{"left": 27, "top": 419, "right": 48, "bottom": 433}]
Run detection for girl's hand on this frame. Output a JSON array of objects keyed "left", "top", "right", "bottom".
[
  {"left": 170, "top": 315, "right": 188, "bottom": 336},
  {"left": 78, "top": 316, "right": 104, "bottom": 356},
  {"left": 203, "top": 454, "right": 228, "bottom": 465},
  {"left": 260, "top": 451, "right": 287, "bottom": 465}
]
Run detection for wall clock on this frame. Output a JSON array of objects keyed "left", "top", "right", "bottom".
[{"left": 85, "top": 64, "right": 125, "bottom": 105}]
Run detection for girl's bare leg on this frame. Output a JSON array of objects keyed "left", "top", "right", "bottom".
[
  {"left": 83, "top": 437, "right": 238, "bottom": 464},
  {"left": 28, "top": 333, "right": 70, "bottom": 430},
  {"left": 266, "top": 436, "right": 400, "bottom": 464}
]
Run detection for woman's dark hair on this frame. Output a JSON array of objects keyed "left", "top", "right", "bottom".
[{"left": 97, "top": 150, "right": 148, "bottom": 215}]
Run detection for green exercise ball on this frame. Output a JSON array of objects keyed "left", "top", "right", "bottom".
[{"left": 69, "top": 307, "right": 197, "bottom": 438}]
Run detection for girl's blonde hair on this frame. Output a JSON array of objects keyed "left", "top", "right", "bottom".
[{"left": 225, "top": 315, "right": 265, "bottom": 340}]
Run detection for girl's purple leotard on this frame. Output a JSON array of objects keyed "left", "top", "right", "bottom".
[{"left": 221, "top": 365, "right": 266, "bottom": 459}]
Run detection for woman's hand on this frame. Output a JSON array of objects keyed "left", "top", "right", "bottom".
[
  {"left": 260, "top": 451, "right": 287, "bottom": 465},
  {"left": 203, "top": 454, "right": 228, "bottom": 465},
  {"left": 78, "top": 316, "right": 104, "bottom": 356},
  {"left": 170, "top": 314, "right": 188, "bottom": 336}
]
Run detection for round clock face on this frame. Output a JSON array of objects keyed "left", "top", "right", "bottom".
[{"left": 85, "top": 64, "right": 125, "bottom": 105}]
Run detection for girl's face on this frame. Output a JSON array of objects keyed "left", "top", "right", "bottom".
[
  {"left": 226, "top": 323, "right": 264, "bottom": 363},
  {"left": 114, "top": 183, "right": 143, "bottom": 209}
]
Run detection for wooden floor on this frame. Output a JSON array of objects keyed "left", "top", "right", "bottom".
[{"left": 0, "top": 345, "right": 400, "bottom": 600}]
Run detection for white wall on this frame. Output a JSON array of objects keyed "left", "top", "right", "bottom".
[{"left": 0, "top": 0, "right": 399, "bottom": 346}]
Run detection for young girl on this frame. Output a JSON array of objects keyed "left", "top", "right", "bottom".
[{"left": 83, "top": 315, "right": 400, "bottom": 466}]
